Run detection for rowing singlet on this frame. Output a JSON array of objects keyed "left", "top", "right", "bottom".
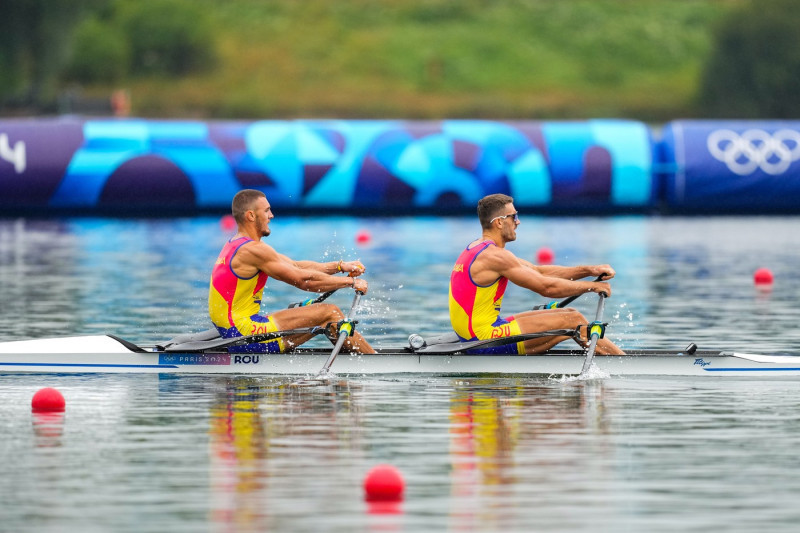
[
  {"left": 449, "top": 240, "right": 523, "bottom": 354},
  {"left": 209, "top": 237, "right": 283, "bottom": 353}
]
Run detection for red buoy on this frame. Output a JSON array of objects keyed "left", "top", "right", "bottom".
[
  {"left": 31, "top": 387, "right": 66, "bottom": 412},
  {"left": 363, "top": 464, "right": 405, "bottom": 502},
  {"left": 536, "top": 247, "right": 555, "bottom": 265},
  {"left": 220, "top": 214, "right": 237, "bottom": 232},
  {"left": 356, "top": 230, "right": 371, "bottom": 245},
  {"left": 754, "top": 267, "right": 774, "bottom": 287}
]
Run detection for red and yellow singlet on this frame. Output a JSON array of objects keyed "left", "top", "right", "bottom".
[
  {"left": 448, "top": 240, "right": 524, "bottom": 354},
  {"left": 209, "top": 237, "right": 284, "bottom": 353}
]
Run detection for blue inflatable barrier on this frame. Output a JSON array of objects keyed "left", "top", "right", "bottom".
[
  {"left": 0, "top": 118, "right": 655, "bottom": 214},
  {"left": 4, "top": 117, "right": 800, "bottom": 215},
  {"left": 660, "top": 120, "right": 800, "bottom": 213}
]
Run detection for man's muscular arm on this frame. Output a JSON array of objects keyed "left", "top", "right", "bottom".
[
  {"left": 513, "top": 256, "right": 615, "bottom": 281},
  {"left": 235, "top": 242, "right": 367, "bottom": 293},
  {"left": 279, "top": 254, "right": 365, "bottom": 276},
  {"left": 477, "top": 248, "right": 612, "bottom": 298}
]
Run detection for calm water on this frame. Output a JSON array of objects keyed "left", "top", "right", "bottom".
[{"left": 2, "top": 216, "right": 800, "bottom": 532}]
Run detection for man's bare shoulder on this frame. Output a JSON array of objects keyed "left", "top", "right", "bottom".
[
  {"left": 235, "top": 239, "right": 278, "bottom": 264},
  {"left": 478, "top": 244, "right": 520, "bottom": 267},
  {"left": 470, "top": 245, "right": 524, "bottom": 281}
]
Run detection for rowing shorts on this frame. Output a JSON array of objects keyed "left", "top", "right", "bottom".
[
  {"left": 462, "top": 315, "right": 525, "bottom": 355},
  {"left": 215, "top": 314, "right": 286, "bottom": 354}
]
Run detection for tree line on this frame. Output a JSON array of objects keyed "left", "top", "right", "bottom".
[
  {"left": 0, "top": 0, "right": 797, "bottom": 118},
  {"left": 0, "top": 0, "right": 215, "bottom": 113}
]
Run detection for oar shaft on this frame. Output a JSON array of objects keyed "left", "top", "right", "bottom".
[
  {"left": 164, "top": 325, "right": 324, "bottom": 352},
  {"left": 534, "top": 275, "right": 607, "bottom": 310},
  {"left": 579, "top": 293, "right": 606, "bottom": 375},
  {"left": 413, "top": 328, "right": 578, "bottom": 354},
  {"left": 317, "top": 291, "right": 362, "bottom": 376},
  {"left": 319, "top": 328, "right": 350, "bottom": 373},
  {"left": 288, "top": 289, "right": 337, "bottom": 308},
  {"left": 581, "top": 337, "right": 601, "bottom": 373}
]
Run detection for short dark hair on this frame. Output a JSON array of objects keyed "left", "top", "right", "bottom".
[
  {"left": 477, "top": 193, "right": 513, "bottom": 229},
  {"left": 232, "top": 189, "right": 266, "bottom": 223}
]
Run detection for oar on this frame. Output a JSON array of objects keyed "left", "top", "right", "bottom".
[
  {"left": 288, "top": 289, "right": 336, "bottom": 308},
  {"left": 294, "top": 290, "right": 363, "bottom": 385},
  {"left": 160, "top": 292, "right": 339, "bottom": 351},
  {"left": 163, "top": 326, "right": 326, "bottom": 352},
  {"left": 578, "top": 291, "right": 607, "bottom": 376},
  {"left": 412, "top": 328, "right": 579, "bottom": 354},
  {"left": 532, "top": 275, "right": 607, "bottom": 310},
  {"left": 316, "top": 290, "right": 363, "bottom": 376}
]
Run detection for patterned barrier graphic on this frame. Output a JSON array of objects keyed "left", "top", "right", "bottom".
[
  {"left": 4, "top": 118, "right": 800, "bottom": 214},
  {"left": 0, "top": 118, "right": 653, "bottom": 213}
]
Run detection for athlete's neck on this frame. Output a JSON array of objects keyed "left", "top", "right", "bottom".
[
  {"left": 236, "top": 225, "right": 262, "bottom": 242},
  {"left": 479, "top": 231, "right": 504, "bottom": 248}
]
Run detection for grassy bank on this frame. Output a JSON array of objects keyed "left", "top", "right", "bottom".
[{"left": 99, "top": 0, "right": 741, "bottom": 120}]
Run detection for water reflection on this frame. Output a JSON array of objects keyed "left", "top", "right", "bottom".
[
  {"left": 208, "top": 380, "right": 268, "bottom": 530},
  {"left": 205, "top": 377, "right": 372, "bottom": 530},
  {"left": 446, "top": 379, "right": 611, "bottom": 530},
  {"left": 198, "top": 375, "right": 618, "bottom": 531},
  {"left": 5, "top": 372, "right": 800, "bottom": 532},
  {"left": 31, "top": 411, "right": 66, "bottom": 447}
]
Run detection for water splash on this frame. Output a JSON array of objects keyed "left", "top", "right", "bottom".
[{"left": 550, "top": 362, "right": 611, "bottom": 383}]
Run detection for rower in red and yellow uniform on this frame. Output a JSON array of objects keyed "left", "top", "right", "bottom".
[
  {"left": 449, "top": 193, "right": 625, "bottom": 355},
  {"left": 449, "top": 238, "right": 527, "bottom": 354},
  {"left": 209, "top": 189, "right": 374, "bottom": 354}
]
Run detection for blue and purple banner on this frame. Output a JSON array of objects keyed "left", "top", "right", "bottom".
[
  {"left": 660, "top": 120, "right": 800, "bottom": 212},
  {"left": 3, "top": 117, "right": 800, "bottom": 214},
  {"left": 0, "top": 118, "right": 653, "bottom": 214}
]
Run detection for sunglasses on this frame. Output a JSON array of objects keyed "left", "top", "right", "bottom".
[{"left": 489, "top": 212, "right": 520, "bottom": 224}]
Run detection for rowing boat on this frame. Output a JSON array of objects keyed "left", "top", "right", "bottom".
[{"left": 0, "top": 333, "right": 798, "bottom": 377}]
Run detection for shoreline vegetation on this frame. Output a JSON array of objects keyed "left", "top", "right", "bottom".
[{"left": 0, "top": 1, "right": 763, "bottom": 121}]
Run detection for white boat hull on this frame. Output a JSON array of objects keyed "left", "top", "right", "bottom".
[{"left": 1, "top": 335, "right": 800, "bottom": 377}]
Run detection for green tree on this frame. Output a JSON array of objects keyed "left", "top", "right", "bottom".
[
  {"left": 0, "top": 0, "right": 101, "bottom": 109},
  {"left": 66, "top": 17, "right": 129, "bottom": 84},
  {"left": 119, "top": 0, "right": 217, "bottom": 76},
  {"left": 698, "top": 0, "right": 800, "bottom": 118}
]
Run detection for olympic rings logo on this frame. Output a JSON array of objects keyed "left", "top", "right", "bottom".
[{"left": 707, "top": 129, "right": 800, "bottom": 176}]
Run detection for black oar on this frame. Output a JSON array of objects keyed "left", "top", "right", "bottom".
[
  {"left": 288, "top": 289, "right": 336, "bottom": 308},
  {"left": 158, "top": 292, "right": 338, "bottom": 351},
  {"left": 578, "top": 291, "right": 607, "bottom": 376},
  {"left": 163, "top": 326, "right": 326, "bottom": 352},
  {"left": 532, "top": 275, "right": 607, "bottom": 310},
  {"left": 412, "top": 328, "right": 579, "bottom": 354},
  {"left": 293, "top": 290, "right": 363, "bottom": 385}
]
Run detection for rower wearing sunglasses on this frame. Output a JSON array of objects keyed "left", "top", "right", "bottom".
[{"left": 448, "top": 193, "right": 625, "bottom": 355}]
